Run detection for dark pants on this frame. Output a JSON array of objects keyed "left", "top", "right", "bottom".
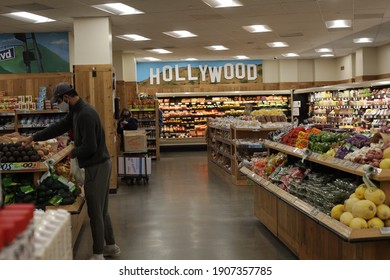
[{"left": 84, "top": 159, "right": 116, "bottom": 254}]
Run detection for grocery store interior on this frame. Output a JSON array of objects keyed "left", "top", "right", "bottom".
[{"left": 1, "top": 0, "right": 390, "bottom": 261}]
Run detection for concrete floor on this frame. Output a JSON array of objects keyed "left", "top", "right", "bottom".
[{"left": 73, "top": 150, "right": 296, "bottom": 260}]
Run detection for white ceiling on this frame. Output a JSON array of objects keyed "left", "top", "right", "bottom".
[{"left": 0, "top": 0, "right": 389, "bottom": 61}]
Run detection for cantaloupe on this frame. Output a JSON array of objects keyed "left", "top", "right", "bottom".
[
  {"left": 340, "top": 211, "right": 354, "bottom": 226},
  {"left": 364, "top": 187, "right": 386, "bottom": 205},
  {"left": 349, "top": 217, "right": 368, "bottom": 229},
  {"left": 352, "top": 200, "right": 377, "bottom": 220},
  {"left": 330, "top": 204, "right": 344, "bottom": 220},
  {"left": 367, "top": 217, "right": 385, "bottom": 228},
  {"left": 376, "top": 204, "right": 390, "bottom": 220},
  {"left": 344, "top": 197, "right": 360, "bottom": 212},
  {"left": 354, "top": 184, "right": 367, "bottom": 200}
]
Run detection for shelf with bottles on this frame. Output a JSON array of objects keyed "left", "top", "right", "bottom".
[{"left": 14, "top": 110, "right": 67, "bottom": 133}]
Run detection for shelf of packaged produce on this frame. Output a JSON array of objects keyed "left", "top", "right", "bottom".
[
  {"left": 137, "top": 119, "right": 156, "bottom": 122},
  {"left": 240, "top": 166, "right": 390, "bottom": 241},
  {"left": 209, "top": 145, "right": 232, "bottom": 159},
  {"left": 129, "top": 108, "right": 155, "bottom": 112},
  {"left": 234, "top": 142, "right": 265, "bottom": 149},
  {"left": 209, "top": 158, "right": 231, "bottom": 174},
  {"left": 213, "top": 135, "right": 231, "bottom": 145},
  {"left": 0, "top": 144, "right": 73, "bottom": 173},
  {"left": 160, "top": 137, "right": 206, "bottom": 146},
  {"left": 0, "top": 126, "right": 15, "bottom": 131},
  {"left": 163, "top": 114, "right": 223, "bottom": 118},
  {"left": 264, "top": 140, "right": 390, "bottom": 181},
  {"left": 232, "top": 127, "right": 281, "bottom": 132},
  {"left": 208, "top": 125, "right": 230, "bottom": 131},
  {"left": 15, "top": 110, "right": 66, "bottom": 115},
  {"left": 17, "top": 124, "right": 51, "bottom": 129}
]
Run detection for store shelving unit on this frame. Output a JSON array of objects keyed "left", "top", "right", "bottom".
[
  {"left": 14, "top": 110, "right": 67, "bottom": 135},
  {"left": 0, "top": 110, "right": 16, "bottom": 135},
  {"left": 0, "top": 144, "right": 86, "bottom": 246},
  {"left": 157, "top": 91, "right": 292, "bottom": 146},
  {"left": 129, "top": 100, "right": 160, "bottom": 159},
  {"left": 241, "top": 139, "right": 390, "bottom": 259},
  {"left": 208, "top": 124, "right": 232, "bottom": 175}
]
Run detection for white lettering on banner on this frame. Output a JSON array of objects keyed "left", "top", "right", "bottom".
[
  {"left": 199, "top": 65, "right": 208, "bottom": 81},
  {"left": 223, "top": 63, "right": 234, "bottom": 80},
  {"left": 235, "top": 63, "right": 245, "bottom": 79},
  {"left": 148, "top": 63, "right": 259, "bottom": 84},
  {"left": 209, "top": 66, "right": 222, "bottom": 83},
  {"left": 162, "top": 65, "right": 173, "bottom": 82},
  {"left": 248, "top": 64, "right": 257, "bottom": 80},
  {"left": 150, "top": 68, "right": 160, "bottom": 85},
  {"left": 0, "top": 47, "right": 15, "bottom": 62},
  {"left": 175, "top": 65, "right": 185, "bottom": 81},
  {"left": 187, "top": 64, "right": 198, "bottom": 81}
]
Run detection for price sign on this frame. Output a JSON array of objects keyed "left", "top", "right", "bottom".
[
  {"left": 0, "top": 162, "right": 39, "bottom": 171},
  {"left": 376, "top": 168, "right": 382, "bottom": 175},
  {"left": 332, "top": 158, "right": 341, "bottom": 164},
  {"left": 310, "top": 208, "right": 320, "bottom": 217},
  {"left": 380, "top": 227, "right": 390, "bottom": 235},
  {"left": 342, "top": 160, "right": 351, "bottom": 167},
  {"left": 351, "top": 163, "right": 360, "bottom": 169}
]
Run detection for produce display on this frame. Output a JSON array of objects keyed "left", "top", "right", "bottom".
[{"left": 0, "top": 142, "right": 41, "bottom": 162}]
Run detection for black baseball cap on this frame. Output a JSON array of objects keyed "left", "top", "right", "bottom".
[{"left": 51, "top": 82, "right": 73, "bottom": 104}]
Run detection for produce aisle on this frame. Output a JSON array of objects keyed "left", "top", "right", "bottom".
[{"left": 73, "top": 150, "right": 296, "bottom": 260}]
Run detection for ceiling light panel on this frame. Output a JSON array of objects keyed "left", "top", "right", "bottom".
[
  {"left": 353, "top": 37, "right": 374, "bottom": 43},
  {"left": 233, "top": 55, "right": 249, "bottom": 59},
  {"left": 148, "top": 49, "right": 172, "bottom": 54},
  {"left": 202, "top": 0, "right": 243, "bottom": 8},
  {"left": 143, "top": 57, "right": 161, "bottom": 61},
  {"left": 4, "top": 12, "right": 55, "bottom": 23},
  {"left": 181, "top": 58, "right": 198, "bottom": 61},
  {"left": 242, "top": 25, "right": 272, "bottom": 33},
  {"left": 266, "top": 42, "right": 289, "bottom": 48},
  {"left": 325, "top": 19, "right": 352, "bottom": 29},
  {"left": 163, "top": 30, "right": 197, "bottom": 38},
  {"left": 320, "top": 54, "right": 335, "bottom": 57},
  {"left": 282, "top": 53, "right": 299, "bottom": 57},
  {"left": 92, "top": 3, "right": 144, "bottom": 15},
  {"left": 116, "top": 34, "right": 150, "bottom": 41},
  {"left": 205, "top": 45, "right": 229, "bottom": 51},
  {"left": 315, "top": 48, "right": 333, "bottom": 53}
]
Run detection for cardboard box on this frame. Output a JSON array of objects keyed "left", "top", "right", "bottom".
[
  {"left": 118, "top": 156, "right": 151, "bottom": 175},
  {"left": 123, "top": 130, "right": 147, "bottom": 152}
]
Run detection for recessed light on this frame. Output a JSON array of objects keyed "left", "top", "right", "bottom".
[
  {"left": 325, "top": 19, "right": 352, "bottom": 29},
  {"left": 266, "top": 42, "right": 289, "bottom": 48},
  {"left": 148, "top": 49, "right": 172, "bottom": 54},
  {"left": 143, "top": 57, "right": 161, "bottom": 61},
  {"left": 281, "top": 53, "right": 299, "bottom": 57},
  {"left": 353, "top": 37, "right": 374, "bottom": 43},
  {"left": 242, "top": 25, "right": 272, "bottom": 33},
  {"left": 181, "top": 58, "right": 198, "bottom": 61},
  {"left": 205, "top": 45, "right": 229, "bottom": 51},
  {"left": 163, "top": 30, "right": 197, "bottom": 38},
  {"left": 315, "top": 48, "right": 333, "bottom": 53},
  {"left": 320, "top": 54, "right": 335, "bottom": 57},
  {"left": 116, "top": 34, "right": 150, "bottom": 41},
  {"left": 202, "top": 0, "right": 243, "bottom": 8},
  {"left": 233, "top": 55, "right": 249, "bottom": 59},
  {"left": 4, "top": 12, "right": 55, "bottom": 23},
  {"left": 92, "top": 3, "right": 143, "bottom": 15}
]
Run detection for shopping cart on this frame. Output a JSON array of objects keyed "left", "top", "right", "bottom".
[{"left": 118, "top": 130, "right": 151, "bottom": 185}]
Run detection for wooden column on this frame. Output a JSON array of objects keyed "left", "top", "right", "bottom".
[{"left": 73, "top": 64, "right": 118, "bottom": 191}]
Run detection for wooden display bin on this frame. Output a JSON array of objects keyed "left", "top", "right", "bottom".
[{"left": 241, "top": 140, "right": 390, "bottom": 259}]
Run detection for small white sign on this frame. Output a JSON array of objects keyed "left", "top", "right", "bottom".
[
  {"left": 293, "top": 107, "right": 300, "bottom": 116},
  {"left": 293, "top": 101, "right": 301, "bottom": 108}
]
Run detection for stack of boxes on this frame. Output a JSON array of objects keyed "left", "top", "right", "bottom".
[{"left": 0, "top": 87, "right": 52, "bottom": 111}]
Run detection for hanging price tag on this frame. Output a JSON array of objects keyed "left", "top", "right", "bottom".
[{"left": 342, "top": 160, "right": 351, "bottom": 167}]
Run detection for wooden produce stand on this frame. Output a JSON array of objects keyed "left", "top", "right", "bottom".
[
  {"left": 1, "top": 144, "right": 86, "bottom": 246},
  {"left": 241, "top": 140, "right": 390, "bottom": 259}
]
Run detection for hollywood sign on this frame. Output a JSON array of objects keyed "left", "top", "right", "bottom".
[{"left": 149, "top": 63, "right": 258, "bottom": 85}]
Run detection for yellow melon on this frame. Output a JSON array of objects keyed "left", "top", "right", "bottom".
[
  {"left": 352, "top": 200, "right": 377, "bottom": 220},
  {"left": 330, "top": 204, "right": 344, "bottom": 220},
  {"left": 376, "top": 204, "right": 390, "bottom": 220},
  {"left": 340, "top": 212, "right": 354, "bottom": 226},
  {"left": 385, "top": 219, "right": 390, "bottom": 227},
  {"left": 367, "top": 217, "right": 385, "bottom": 228},
  {"left": 364, "top": 187, "right": 386, "bottom": 205},
  {"left": 349, "top": 217, "right": 368, "bottom": 229},
  {"left": 379, "top": 158, "right": 390, "bottom": 169},
  {"left": 354, "top": 184, "right": 367, "bottom": 200},
  {"left": 344, "top": 197, "right": 360, "bottom": 212},
  {"left": 349, "top": 193, "right": 357, "bottom": 199},
  {"left": 383, "top": 147, "right": 390, "bottom": 159}
]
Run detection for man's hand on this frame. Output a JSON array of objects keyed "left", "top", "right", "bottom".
[{"left": 18, "top": 135, "right": 33, "bottom": 147}]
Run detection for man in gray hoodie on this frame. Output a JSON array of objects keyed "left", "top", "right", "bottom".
[{"left": 20, "top": 82, "right": 120, "bottom": 260}]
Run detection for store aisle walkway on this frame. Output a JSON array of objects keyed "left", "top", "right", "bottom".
[{"left": 73, "top": 150, "right": 296, "bottom": 260}]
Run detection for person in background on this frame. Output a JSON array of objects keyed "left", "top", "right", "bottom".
[
  {"left": 117, "top": 108, "right": 138, "bottom": 151},
  {"left": 19, "top": 82, "right": 120, "bottom": 260}
]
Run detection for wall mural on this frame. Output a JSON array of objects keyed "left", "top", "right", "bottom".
[
  {"left": 137, "top": 60, "right": 262, "bottom": 86},
  {"left": 0, "top": 32, "right": 69, "bottom": 74}
]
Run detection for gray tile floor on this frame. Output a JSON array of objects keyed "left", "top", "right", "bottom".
[{"left": 73, "top": 150, "right": 297, "bottom": 260}]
